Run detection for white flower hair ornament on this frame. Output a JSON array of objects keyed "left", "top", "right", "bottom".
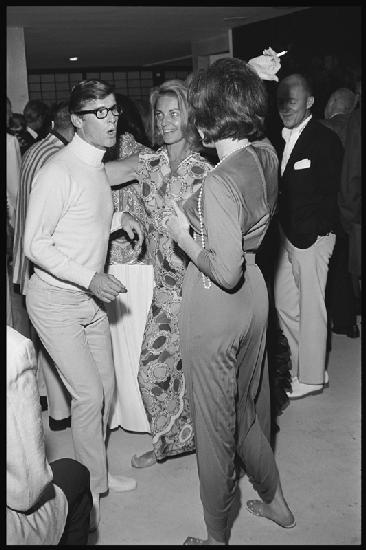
[{"left": 247, "top": 47, "right": 286, "bottom": 82}]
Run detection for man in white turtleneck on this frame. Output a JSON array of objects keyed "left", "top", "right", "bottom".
[{"left": 24, "top": 79, "right": 143, "bottom": 531}]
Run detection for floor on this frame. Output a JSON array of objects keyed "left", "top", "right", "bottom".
[{"left": 43, "top": 318, "right": 361, "bottom": 546}]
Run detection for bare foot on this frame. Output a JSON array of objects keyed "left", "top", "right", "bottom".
[
  {"left": 131, "top": 450, "right": 156, "bottom": 468},
  {"left": 246, "top": 480, "right": 295, "bottom": 528}
]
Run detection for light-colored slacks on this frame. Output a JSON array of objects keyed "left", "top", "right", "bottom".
[
  {"left": 26, "top": 273, "right": 115, "bottom": 494},
  {"left": 274, "top": 228, "right": 336, "bottom": 385},
  {"left": 37, "top": 342, "right": 71, "bottom": 419}
]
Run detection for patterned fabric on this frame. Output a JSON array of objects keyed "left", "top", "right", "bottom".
[
  {"left": 106, "top": 132, "right": 152, "bottom": 265},
  {"left": 12, "top": 132, "right": 66, "bottom": 295},
  {"left": 135, "top": 147, "right": 212, "bottom": 460}
]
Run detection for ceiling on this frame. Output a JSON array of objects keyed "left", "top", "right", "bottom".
[{"left": 7, "top": 6, "right": 309, "bottom": 70}]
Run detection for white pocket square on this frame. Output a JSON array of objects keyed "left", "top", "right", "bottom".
[{"left": 294, "top": 158, "right": 311, "bottom": 170}]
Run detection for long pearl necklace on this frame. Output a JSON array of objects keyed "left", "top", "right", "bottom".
[
  {"left": 194, "top": 142, "right": 249, "bottom": 290},
  {"left": 194, "top": 185, "right": 212, "bottom": 289}
]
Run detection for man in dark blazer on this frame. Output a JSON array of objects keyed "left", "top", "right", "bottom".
[{"left": 274, "top": 73, "right": 343, "bottom": 399}]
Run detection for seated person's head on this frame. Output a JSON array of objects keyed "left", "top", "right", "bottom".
[{"left": 188, "top": 58, "right": 268, "bottom": 146}]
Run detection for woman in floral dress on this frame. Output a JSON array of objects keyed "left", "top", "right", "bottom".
[{"left": 105, "top": 80, "right": 212, "bottom": 468}]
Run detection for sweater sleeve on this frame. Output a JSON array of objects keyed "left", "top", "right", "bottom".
[
  {"left": 196, "top": 174, "right": 244, "bottom": 289},
  {"left": 6, "top": 327, "right": 68, "bottom": 545},
  {"left": 24, "top": 162, "right": 96, "bottom": 289},
  {"left": 7, "top": 330, "right": 54, "bottom": 511}
]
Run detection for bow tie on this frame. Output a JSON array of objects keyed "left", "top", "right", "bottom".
[{"left": 282, "top": 127, "right": 293, "bottom": 142}]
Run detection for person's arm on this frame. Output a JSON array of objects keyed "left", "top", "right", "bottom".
[
  {"left": 105, "top": 153, "right": 140, "bottom": 186},
  {"left": 196, "top": 175, "right": 244, "bottom": 289},
  {"left": 24, "top": 163, "right": 97, "bottom": 289},
  {"left": 7, "top": 329, "right": 54, "bottom": 512},
  {"left": 168, "top": 174, "right": 244, "bottom": 289},
  {"left": 167, "top": 202, "right": 202, "bottom": 264}
]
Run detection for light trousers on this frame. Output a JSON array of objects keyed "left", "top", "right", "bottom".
[
  {"left": 274, "top": 229, "right": 336, "bottom": 384},
  {"left": 26, "top": 274, "right": 115, "bottom": 494},
  {"left": 38, "top": 343, "right": 71, "bottom": 420}
]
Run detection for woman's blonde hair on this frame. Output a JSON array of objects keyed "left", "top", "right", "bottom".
[{"left": 149, "top": 79, "right": 201, "bottom": 150}]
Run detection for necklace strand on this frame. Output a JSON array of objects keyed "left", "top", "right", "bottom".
[
  {"left": 194, "top": 142, "right": 249, "bottom": 289},
  {"left": 194, "top": 185, "right": 212, "bottom": 289},
  {"left": 215, "top": 141, "right": 249, "bottom": 168}
]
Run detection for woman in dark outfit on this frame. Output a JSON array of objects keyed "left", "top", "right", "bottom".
[{"left": 167, "top": 54, "right": 294, "bottom": 545}]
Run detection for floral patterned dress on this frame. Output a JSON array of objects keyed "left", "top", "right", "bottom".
[{"left": 135, "top": 147, "right": 212, "bottom": 460}]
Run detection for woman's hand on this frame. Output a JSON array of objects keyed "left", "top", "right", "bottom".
[
  {"left": 121, "top": 212, "right": 144, "bottom": 245},
  {"left": 166, "top": 201, "right": 190, "bottom": 243},
  {"left": 248, "top": 47, "right": 282, "bottom": 82}
]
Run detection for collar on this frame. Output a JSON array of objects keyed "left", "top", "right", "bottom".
[
  {"left": 50, "top": 129, "right": 69, "bottom": 146},
  {"left": 68, "top": 133, "right": 106, "bottom": 166},
  {"left": 26, "top": 126, "right": 38, "bottom": 139},
  {"left": 328, "top": 112, "right": 345, "bottom": 119},
  {"left": 282, "top": 114, "right": 312, "bottom": 143},
  {"left": 159, "top": 145, "right": 195, "bottom": 167}
]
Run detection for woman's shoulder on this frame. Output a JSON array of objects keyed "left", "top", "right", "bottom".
[
  {"left": 247, "top": 138, "right": 279, "bottom": 175},
  {"left": 118, "top": 132, "right": 153, "bottom": 159},
  {"left": 187, "top": 151, "right": 214, "bottom": 173}
]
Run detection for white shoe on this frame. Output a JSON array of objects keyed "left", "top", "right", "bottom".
[
  {"left": 324, "top": 371, "right": 329, "bottom": 386},
  {"left": 108, "top": 473, "right": 137, "bottom": 492},
  {"left": 287, "top": 378, "right": 323, "bottom": 400},
  {"left": 89, "top": 493, "right": 100, "bottom": 532}
]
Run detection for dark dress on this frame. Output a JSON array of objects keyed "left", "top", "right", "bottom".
[{"left": 180, "top": 139, "right": 280, "bottom": 542}]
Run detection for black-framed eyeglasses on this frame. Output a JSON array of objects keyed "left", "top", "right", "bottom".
[{"left": 74, "top": 104, "right": 122, "bottom": 119}]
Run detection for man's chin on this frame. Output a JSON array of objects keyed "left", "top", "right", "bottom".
[{"left": 106, "top": 137, "right": 117, "bottom": 147}]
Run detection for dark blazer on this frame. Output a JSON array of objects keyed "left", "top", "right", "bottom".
[{"left": 278, "top": 118, "right": 343, "bottom": 248}]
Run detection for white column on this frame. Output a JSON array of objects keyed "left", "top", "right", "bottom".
[{"left": 7, "top": 26, "right": 29, "bottom": 112}]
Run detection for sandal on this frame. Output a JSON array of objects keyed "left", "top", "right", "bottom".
[
  {"left": 131, "top": 451, "right": 157, "bottom": 469},
  {"left": 246, "top": 500, "right": 296, "bottom": 528},
  {"left": 183, "top": 536, "right": 206, "bottom": 545}
]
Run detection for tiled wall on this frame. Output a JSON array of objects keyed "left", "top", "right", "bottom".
[{"left": 27, "top": 67, "right": 191, "bottom": 106}]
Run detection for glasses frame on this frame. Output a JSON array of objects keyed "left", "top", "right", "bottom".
[{"left": 74, "top": 104, "right": 122, "bottom": 119}]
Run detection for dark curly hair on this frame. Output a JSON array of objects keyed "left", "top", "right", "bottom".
[{"left": 188, "top": 58, "right": 268, "bottom": 143}]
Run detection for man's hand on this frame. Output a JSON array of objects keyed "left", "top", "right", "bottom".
[
  {"left": 88, "top": 272, "right": 127, "bottom": 303},
  {"left": 121, "top": 212, "right": 144, "bottom": 246}
]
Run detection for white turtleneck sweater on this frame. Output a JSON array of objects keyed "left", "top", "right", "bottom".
[{"left": 24, "top": 133, "right": 123, "bottom": 291}]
